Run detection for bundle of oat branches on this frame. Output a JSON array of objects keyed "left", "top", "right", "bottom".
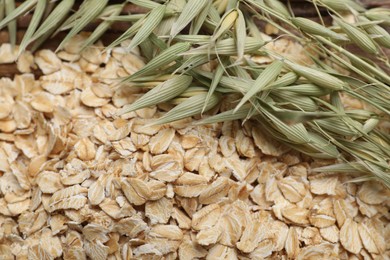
[{"left": 0, "top": 0, "right": 389, "bottom": 187}]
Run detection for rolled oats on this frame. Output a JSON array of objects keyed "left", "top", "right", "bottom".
[
  {"left": 0, "top": 44, "right": 18, "bottom": 63},
  {"left": 172, "top": 207, "right": 191, "bottom": 229},
  {"left": 150, "top": 154, "right": 182, "bottom": 182},
  {"left": 282, "top": 205, "right": 310, "bottom": 225},
  {"left": 40, "top": 67, "right": 80, "bottom": 95},
  {"left": 207, "top": 244, "right": 238, "bottom": 259},
  {"left": 81, "top": 87, "right": 110, "bottom": 107},
  {"left": 340, "top": 218, "right": 362, "bottom": 254},
  {"left": 36, "top": 171, "right": 64, "bottom": 194},
  {"left": 173, "top": 172, "right": 208, "bottom": 197},
  {"left": 285, "top": 226, "right": 301, "bottom": 258},
  {"left": 88, "top": 180, "right": 105, "bottom": 205},
  {"left": 0, "top": 37, "right": 388, "bottom": 260},
  {"left": 181, "top": 134, "right": 201, "bottom": 149},
  {"left": 225, "top": 154, "right": 248, "bottom": 181},
  {"left": 199, "top": 177, "right": 230, "bottom": 204},
  {"left": 278, "top": 176, "right": 307, "bottom": 203},
  {"left": 309, "top": 175, "right": 339, "bottom": 195},
  {"left": 149, "top": 128, "right": 175, "bottom": 154},
  {"left": 184, "top": 147, "right": 207, "bottom": 172},
  {"left": 178, "top": 238, "right": 207, "bottom": 259},
  {"left": 357, "top": 181, "right": 389, "bottom": 205},
  {"left": 252, "top": 126, "right": 289, "bottom": 156},
  {"left": 35, "top": 50, "right": 62, "bottom": 75},
  {"left": 145, "top": 197, "right": 173, "bottom": 224},
  {"left": 0, "top": 102, "right": 12, "bottom": 120},
  {"left": 121, "top": 53, "right": 145, "bottom": 75},
  {"left": 235, "top": 130, "right": 256, "bottom": 158},
  {"left": 192, "top": 204, "right": 221, "bottom": 230}
]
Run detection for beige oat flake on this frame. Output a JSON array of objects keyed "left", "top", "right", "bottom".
[
  {"left": 0, "top": 36, "right": 388, "bottom": 260},
  {"left": 340, "top": 218, "right": 362, "bottom": 254}
]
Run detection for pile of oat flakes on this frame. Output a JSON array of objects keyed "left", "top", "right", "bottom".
[{"left": 0, "top": 35, "right": 389, "bottom": 259}]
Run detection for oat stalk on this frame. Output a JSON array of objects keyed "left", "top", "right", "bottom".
[{"left": 0, "top": 0, "right": 389, "bottom": 187}]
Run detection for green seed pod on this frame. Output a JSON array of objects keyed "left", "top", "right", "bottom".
[
  {"left": 284, "top": 60, "right": 345, "bottom": 91},
  {"left": 319, "top": 0, "right": 365, "bottom": 12},
  {"left": 359, "top": 16, "right": 390, "bottom": 48},
  {"left": 267, "top": 72, "right": 298, "bottom": 89},
  {"left": 365, "top": 8, "right": 390, "bottom": 26},
  {"left": 291, "top": 17, "right": 347, "bottom": 41},
  {"left": 264, "top": 0, "right": 291, "bottom": 18},
  {"left": 334, "top": 17, "right": 378, "bottom": 54}
]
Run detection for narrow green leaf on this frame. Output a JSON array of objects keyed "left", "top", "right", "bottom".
[
  {"left": 173, "top": 34, "right": 211, "bottom": 44},
  {"left": 316, "top": 36, "right": 390, "bottom": 85},
  {"left": 118, "top": 75, "right": 192, "bottom": 115},
  {"left": 211, "top": 9, "right": 238, "bottom": 42},
  {"left": 329, "top": 91, "right": 343, "bottom": 111},
  {"left": 183, "top": 36, "right": 263, "bottom": 55},
  {"left": 194, "top": 69, "right": 252, "bottom": 93},
  {"left": 273, "top": 83, "right": 332, "bottom": 96},
  {"left": 265, "top": 71, "right": 298, "bottom": 89},
  {"left": 190, "top": 0, "right": 211, "bottom": 35},
  {"left": 170, "top": 0, "right": 208, "bottom": 39},
  {"left": 207, "top": 3, "right": 221, "bottom": 24},
  {"left": 264, "top": 0, "right": 291, "bottom": 18},
  {"left": 18, "top": 0, "right": 46, "bottom": 55},
  {"left": 105, "top": 16, "right": 145, "bottom": 50},
  {"left": 176, "top": 86, "right": 208, "bottom": 99},
  {"left": 334, "top": 16, "right": 378, "bottom": 55},
  {"left": 291, "top": 17, "right": 347, "bottom": 40},
  {"left": 150, "top": 92, "right": 220, "bottom": 125},
  {"left": 312, "top": 162, "right": 367, "bottom": 173},
  {"left": 124, "top": 42, "right": 191, "bottom": 81},
  {"left": 155, "top": 14, "right": 176, "bottom": 37},
  {"left": 0, "top": 1, "right": 5, "bottom": 21},
  {"left": 314, "top": 118, "right": 361, "bottom": 136},
  {"left": 130, "top": 0, "right": 162, "bottom": 10},
  {"left": 5, "top": 0, "right": 16, "bottom": 47},
  {"left": 29, "top": 0, "right": 75, "bottom": 51},
  {"left": 259, "top": 104, "right": 311, "bottom": 144},
  {"left": 148, "top": 32, "right": 168, "bottom": 52},
  {"left": 307, "top": 132, "right": 340, "bottom": 158},
  {"left": 246, "top": 15, "right": 263, "bottom": 40},
  {"left": 284, "top": 60, "right": 345, "bottom": 91},
  {"left": 229, "top": 58, "right": 252, "bottom": 79},
  {"left": 0, "top": 0, "right": 36, "bottom": 30},
  {"left": 56, "top": 0, "right": 108, "bottom": 52},
  {"left": 81, "top": 4, "right": 123, "bottom": 50},
  {"left": 57, "top": 0, "right": 93, "bottom": 31},
  {"left": 155, "top": 0, "right": 186, "bottom": 37},
  {"left": 127, "top": 5, "right": 166, "bottom": 52},
  {"left": 319, "top": 0, "right": 365, "bottom": 12},
  {"left": 197, "top": 104, "right": 252, "bottom": 125},
  {"left": 235, "top": 60, "right": 283, "bottom": 112},
  {"left": 339, "top": 140, "right": 388, "bottom": 160},
  {"left": 272, "top": 91, "right": 318, "bottom": 111},
  {"left": 139, "top": 37, "right": 155, "bottom": 61},
  {"left": 103, "top": 14, "right": 144, "bottom": 22},
  {"left": 235, "top": 9, "right": 246, "bottom": 60},
  {"left": 365, "top": 8, "right": 390, "bottom": 26},
  {"left": 270, "top": 109, "right": 336, "bottom": 124},
  {"left": 358, "top": 16, "right": 390, "bottom": 48},
  {"left": 203, "top": 60, "right": 225, "bottom": 113},
  {"left": 174, "top": 55, "right": 210, "bottom": 74}
]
